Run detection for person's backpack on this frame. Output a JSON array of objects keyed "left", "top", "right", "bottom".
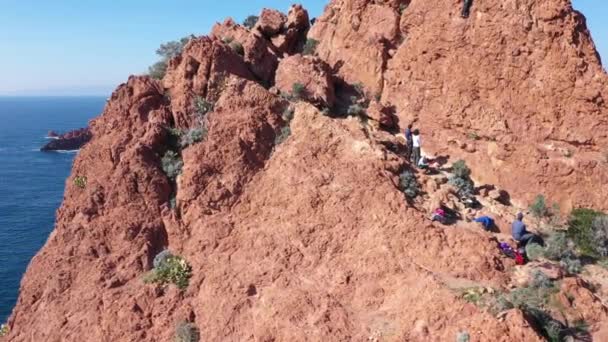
[{"left": 515, "top": 251, "right": 525, "bottom": 265}]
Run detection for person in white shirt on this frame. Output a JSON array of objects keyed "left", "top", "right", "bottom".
[{"left": 412, "top": 129, "right": 421, "bottom": 167}]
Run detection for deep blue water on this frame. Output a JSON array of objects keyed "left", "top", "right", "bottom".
[{"left": 0, "top": 97, "right": 105, "bottom": 322}]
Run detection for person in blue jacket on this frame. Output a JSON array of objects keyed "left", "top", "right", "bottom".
[
  {"left": 512, "top": 212, "right": 543, "bottom": 246},
  {"left": 474, "top": 216, "right": 494, "bottom": 231}
]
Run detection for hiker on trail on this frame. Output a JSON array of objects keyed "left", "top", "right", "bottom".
[
  {"left": 511, "top": 212, "right": 543, "bottom": 247},
  {"left": 405, "top": 124, "right": 413, "bottom": 161},
  {"left": 412, "top": 129, "right": 421, "bottom": 167},
  {"left": 462, "top": 0, "right": 473, "bottom": 18},
  {"left": 474, "top": 215, "right": 494, "bottom": 231}
]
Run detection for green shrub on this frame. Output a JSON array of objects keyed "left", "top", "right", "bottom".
[
  {"left": 229, "top": 41, "right": 244, "bottom": 56},
  {"left": 451, "top": 160, "right": 471, "bottom": 179},
  {"left": 302, "top": 38, "right": 319, "bottom": 55},
  {"left": 456, "top": 331, "right": 470, "bottom": 342},
  {"left": 347, "top": 104, "right": 366, "bottom": 117},
  {"left": 292, "top": 82, "right": 306, "bottom": 99},
  {"left": 222, "top": 36, "right": 234, "bottom": 44},
  {"left": 180, "top": 128, "right": 206, "bottom": 148},
  {"left": 149, "top": 61, "right": 168, "bottom": 80},
  {"left": 543, "top": 231, "right": 570, "bottom": 261},
  {"left": 194, "top": 96, "right": 213, "bottom": 118},
  {"left": 592, "top": 215, "right": 608, "bottom": 257},
  {"left": 144, "top": 252, "right": 192, "bottom": 290},
  {"left": 530, "top": 195, "right": 549, "bottom": 219},
  {"left": 242, "top": 15, "right": 259, "bottom": 29},
  {"left": 467, "top": 132, "right": 480, "bottom": 140},
  {"left": 448, "top": 176, "right": 474, "bottom": 197},
  {"left": 74, "top": 176, "right": 87, "bottom": 189},
  {"left": 560, "top": 256, "right": 582, "bottom": 275},
  {"left": 525, "top": 243, "right": 545, "bottom": 261},
  {"left": 275, "top": 127, "right": 291, "bottom": 145},
  {"left": 568, "top": 208, "right": 605, "bottom": 257},
  {"left": 353, "top": 82, "right": 365, "bottom": 96},
  {"left": 0, "top": 324, "right": 9, "bottom": 337},
  {"left": 525, "top": 307, "right": 565, "bottom": 342},
  {"left": 161, "top": 151, "right": 184, "bottom": 181},
  {"left": 175, "top": 321, "right": 200, "bottom": 342},
  {"left": 148, "top": 35, "right": 194, "bottom": 79},
  {"left": 399, "top": 170, "right": 419, "bottom": 199},
  {"left": 399, "top": 3, "right": 409, "bottom": 14}
]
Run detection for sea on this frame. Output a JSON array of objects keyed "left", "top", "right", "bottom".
[{"left": 0, "top": 96, "right": 106, "bottom": 322}]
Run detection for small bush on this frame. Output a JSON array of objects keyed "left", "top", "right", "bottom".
[
  {"left": 0, "top": 324, "right": 9, "bottom": 337},
  {"left": 560, "top": 256, "right": 582, "bottom": 275},
  {"left": 302, "top": 38, "right": 319, "bottom": 55},
  {"left": 153, "top": 250, "right": 174, "bottom": 269},
  {"left": 194, "top": 97, "right": 213, "bottom": 118},
  {"left": 292, "top": 82, "right": 306, "bottom": 99},
  {"left": 282, "top": 107, "right": 295, "bottom": 122},
  {"left": 448, "top": 176, "right": 474, "bottom": 197},
  {"left": 175, "top": 321, "right": 200, "bottom": 342},
  {"left": 543, "top": 231, "right": 570, "bottom": 261},
  {"left": 149, "top": 61, "right": 168, "bottom": 80},
  {"left": 242, "top": 15, "right": 259, "bottom": 29},
  {"left": 467, "top": 132, "right": 480, "bottom": 140},
  {"left": 399, "top": 3, "right": 409, "bottom": 14},
  {"left": 526, "top": 307, "right": 565, "bottom": 342},
  {"left": 525, "top": 243, "right": 545, "bottom": 261},
  {"left": 353, "top": 82, "right": 365, "bottom": 96},
  {"left": 530, "top": 195, "right": 549, "bottom": 219},
  {"left": 180, "top": 128, "right": 206, "bottom": 148},
  {"left": 399, "top": 170, "right": 419, "bottom": 199},
  {"left": 144, "top": 253, "right": 192, "bottom": 290},
  {"left": 275, "top": 127, "right": 291, "bottom": 145},
  {"left": 221, "top": 36, "right": 234, "bottom": 44},
  {"left": 229, "top": 41, "right": 244, "bottom": 56},
  {"left": 451, "top": 160, "right": 471, "bottom": 179},
  {"left": 568, "top": 208, "right": 605, "bottom": 257},
  {"left": 592, "top": 215, "right": 608, "bottom": 257},
  {"left": 162, "top": 151, "right": 184, "bottom": 181},
  {"left": 74, "top": 176, "right": 87, "bottom": 189},
  {"left": 347, "top": 104, "right": 366, "bottom": 117},
  {"left": 456, "top": 331, "right": 470, "bottom": 342}
]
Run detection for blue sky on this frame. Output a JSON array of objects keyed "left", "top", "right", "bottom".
[{"left": 0, "top": 0, "right": 605, "bottom": 96}]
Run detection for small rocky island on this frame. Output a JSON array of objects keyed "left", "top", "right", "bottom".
[{"left": 40, "top": 128, "right": 92, "bottom": 151}]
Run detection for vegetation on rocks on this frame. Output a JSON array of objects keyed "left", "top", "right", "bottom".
[
  {"left": 149, "top": 35, "right": 195, "bottom": 80},
  {"left": 448, "top": 160, "right": 474, "bottom": 197},
  {"left": 242, "top": 15, "right": 259, "bottom": 29},
  {"left": 399, "top": 170, "right": 420, "bottom": 199},
  {"left": 229, "top": 41, "right": 244, "bottom": 56},
  {"left": 302, "top": 38, "right": 319, "bottom": 55},
  {"left": 161, "top": 151, "right": 184, "bottom": 181},
  {"left": 0, "top": 324, "right": 9, "bottom": 337},
  {"left": 530, "top": 195, "right": 549, "bottom": 219},
  {"left": 292, "top": 82, "right": 306, "bottom": 99},
  {"left": 144, "top": 251, "right": 192, "bottom": 290},
  {"left": 567, "top": 208, "right": 608, "bottom": 257},
  {"left": 174, "top": 321, "right": 200, "bottom": 342},
  {"left": 74, "top": 176, "right": 87, "bottom": 189}
]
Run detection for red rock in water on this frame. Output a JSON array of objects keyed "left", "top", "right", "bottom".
[
  {"left": 41, "top": 127, "right": 92, "bottom": 151},
  {"left": 6, "top": 1, "right": 608, "bottom": 341},
  {"left": 275, "top": 54, "right": 335, "bottom": 108}
]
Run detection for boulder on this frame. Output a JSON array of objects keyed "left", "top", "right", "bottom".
[
  {"left": 275, "top": 55, "right": 335, "bottom": 108},
  {"left": 256, "top": 9, "right": 286, "bottom": 37}
]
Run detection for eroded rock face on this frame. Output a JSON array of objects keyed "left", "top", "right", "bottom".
[
  {"left": 275, "top": 54, "right": 335, "bottom": 108},
  {"left": 310, "top": 0, "right": 608, "bottom": 211},
  {"left": 6, "top": 1, "right": 608, "bottom": 341}
]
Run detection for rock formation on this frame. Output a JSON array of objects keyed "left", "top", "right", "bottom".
[
  {"left": 6, "top": 0, "right": 608, "bottom": 341},
  {"left": 40, "top": 128, "right": 92, "bottom": 151}
]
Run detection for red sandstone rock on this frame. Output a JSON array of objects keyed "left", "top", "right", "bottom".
[
  {"left": 211, "top": 18, "right": 279, "bottom": 84},
  {"left": 256, "top": 9, "right": 286, "bottom": 37},
  {"left": 6, "top": 1, "right": 608, "bottom": 341},
  {"left": 310, "top": 0, "right": 608, "bottom": 211},
  {"left": 275, "top": 55, "right": 335, "bottom": 108}
]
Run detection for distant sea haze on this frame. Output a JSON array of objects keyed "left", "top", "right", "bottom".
[{"left": 0, "top": 96, "right": 105, "bottom": 322}]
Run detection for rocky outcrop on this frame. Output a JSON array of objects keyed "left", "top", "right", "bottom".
[
  {"left": 40, "top": 128, "right": 92, "bottom": 151},
  {"left": 6, "top": 0, "right": 608, "bottom": 341},
  {"left": 275, "top": 54, "right": 335, "bottom": 108},
  {"left": 310, "top": 0, "right": 608, "bottom": 211}
]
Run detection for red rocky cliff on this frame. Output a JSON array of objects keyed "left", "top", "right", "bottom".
[{"left": 6, "top": 1, "right": 608, "bottom": 341}]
